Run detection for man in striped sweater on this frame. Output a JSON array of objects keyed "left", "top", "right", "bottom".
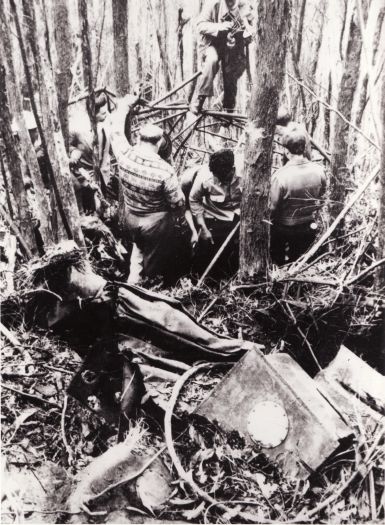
[{"left": 109, "top": 95, "right": 185, "bottom": 285}]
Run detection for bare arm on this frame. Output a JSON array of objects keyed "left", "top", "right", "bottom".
[
  {"left": 109, "top": 95, "right": 139, "bottom": 164},
  {"left": 190, "top": 176, "right": 214, "bottom": 244}
]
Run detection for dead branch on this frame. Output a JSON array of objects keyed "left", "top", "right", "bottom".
[
  {"left": 347, "top": 257, "right": 385, "bottom": 286},
  {"left": 0, "top": 323, "right": 21, "bottom": 347},
  {"left": 150, "top": 71, "right": 202, "bottom": 107},
  {"left": 0, "top": 204, "right": 33, "bottom": 260},
  {"left": 1, "top": 383, "right": 61, "bottom": 409},
  {"left": 197, "top": 223, "right": 240, "bottom": 286},
  {"left": 287, "top": 72, "right": 380, "bottom": 151},
  {"left": 164, "top": 363, "right": 270, "bottom": 523}
]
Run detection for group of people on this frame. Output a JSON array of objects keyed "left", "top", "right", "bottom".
[
  {"left": 66, "top": 88, "right": 325, "bottom": 286},
  {"left": 33, "top": 0, "right": 324, "bottom": 286}
]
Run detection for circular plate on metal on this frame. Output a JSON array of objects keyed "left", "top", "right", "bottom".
[{"left": 247, "top": 401, "right": 289, "bottom": 448}]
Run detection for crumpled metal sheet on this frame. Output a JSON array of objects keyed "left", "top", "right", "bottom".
[{"left": 197, "top": 347, "right": 352, "bottom": 479}]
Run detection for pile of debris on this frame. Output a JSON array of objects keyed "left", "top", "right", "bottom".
[{"left": 1, "top": 241, "right": 384, "bottom": 524}]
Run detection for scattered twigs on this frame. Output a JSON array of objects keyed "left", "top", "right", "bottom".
[
  {"left": 1, "top": 383, "right": 60, "bottom": 409},
  {"left": 164, "top": 363, "right": 266, "bottom": 523},
  {"left": 297, "top": 426, "right": 385, "bottom": 521},
  {"left": 61, "top": 395, "right": 74, "bottom": 464},
  {"left": 0, "top": 204, "right": 33, "bottom": 259},
  {"left": 324, "top": 225, "right": 367, "bottom": 245},
  {"left": 287, "top": 72, "right": 380, "bottom": 151},
  {"left": 283, "top": 302, "right": 322, "bottom": 372},
  {"left": 0, "top": 323, "right": 21, "bottom": 347},
  {"left": 279, "top": 276, "right": 338, "bottom": 287},
  {"left": 289, "top": 165, "right": 380, "bottom": 274},
  {"left": 197, "top": 223, "right": 240, "bottom": 287},
  {"left": 149, "top": 71, "right": 202, "bottom": 107},
  {"left": 346, "top": 257, "right": 385, "bottom": 286},
  {"left": 197, "top": 276, "right": 235, "bottom": 322}
]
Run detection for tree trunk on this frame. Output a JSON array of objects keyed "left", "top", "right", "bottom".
[
  {"left": 324, "top": 70, "right": 332, "bottom": 148},
  {"left": 376, "top": 67, "right": 385, "bottom": 290},
  {"left": 329, "top": 9, "right": 362, "bottom": 221},
  {"left": 0, "top": 9, "right": 54, "bottom": 249},
  {"left": 239, "top": 0, "right": 292, "bottom": 280},
  {"left": 155, "top": 0, "right": 172, "bottom": 91},
  {"left": 53, "top": 0, "right": 72, "bottom": 151},
  {"left": 78, "top": 0, "right": 101, "bottom": 185},
  {"left": 0, "top": 63, "right": 36, "bottom": 256},
  {"left": 355, "top": 6, "right": 384, "bottom": 128},
  {"left": 15, "top": 0, "right": 84, "bottom": 247},
  {"left": 112, "top": 0, "right": 129, "bottom": 96}
]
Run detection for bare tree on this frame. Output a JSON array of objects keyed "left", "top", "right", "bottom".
[
  {"left": 112, "top": 0, "right": 129, "bottom": 96},
  {"left": 13, "top": 0, "right": 84, "bottom": 247},
  {"left": 330, "top": 9, "right": 362, "bottom": 221},
  {"left": 0, "top": 9, "right": 54, "bottom": 249},
  {"left": 78, "top": 0, "right": 101, "bottom": 185},
  {"left": 239, "top": 0, "right": 292, "bottom": 280},
  {"left": 0, "top": 63, "right": 35, "bottom": 257},
  {"left": 53, "top": 0, "right": 72, "bottom": 151},
  {"left": 377, "top": 69, "right": 385, "bottom": 290}
]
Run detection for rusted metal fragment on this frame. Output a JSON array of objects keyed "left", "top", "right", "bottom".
[
  {"left": 197, "top": 347, "right": 352, "bottom": 479},
  {"left": 315, "top": 345, "right": 385, "bottom": 428}
]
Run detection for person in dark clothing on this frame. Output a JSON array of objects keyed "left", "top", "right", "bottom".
[
  {"left": 189, "top": 0, "right": 253, "bottom": 115},
  {"left": 270, "top": 130, "right": 326, "bottom": 266}
]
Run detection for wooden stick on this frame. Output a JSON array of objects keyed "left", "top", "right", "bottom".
[
  {"left": 131, "top": 110, "right": 187, "bottom": 133},
  {"left": 196, "top": 128, "right": 238, "bottom": 143},
  {"left": 197, "top": 276, "right": 234, "bottom": 322},
  {"left": 137, "top": 105, "right": 189, "bottom": 115},
  {"left": 0, "top": 323, "right": 21, "bottom": 347},
  {"left": 197, "top": 222, "right": 240, "bottom": 286},
  {"left": 287, "top": 72, "right": 380, "bottom": 151},
  {"left": 347, "top": 257, "right": 385, "bottom": 286},
  {"left": 172, "top": 115, "right": 203, "bottom": 158},
  {"left": 204, "top": 110, "right": 247, "bottom": 121},
  {"left": 289, "top": 165, "right": 380, "bottom": 274},
  {"left": 309, "top": 137, "right": 331, "bottom": 163},
  {"left": 150, "top": 71, "right": 202, "bottom": 107},
  {"left": 1, "top": 383, "right": 61, "bottom": 408},
  {"left": 0, "top": 203, "right": 33, "bottom": 259}
]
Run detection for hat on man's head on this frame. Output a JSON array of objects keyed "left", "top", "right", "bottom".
[{"left": 139, "top": 124, "right": 164, "bottom": 144}]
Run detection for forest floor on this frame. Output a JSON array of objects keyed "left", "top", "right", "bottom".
[{"left": 1, "top": 259, "right": 384, "bottom": 524}]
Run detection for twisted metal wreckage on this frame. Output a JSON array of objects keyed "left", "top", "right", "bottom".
[
  {"left": 1, "top": 72, "right": 384, "bottom": 518},
  {"left": 5, "top": 237, "right": 383, "bottom": 489}
]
